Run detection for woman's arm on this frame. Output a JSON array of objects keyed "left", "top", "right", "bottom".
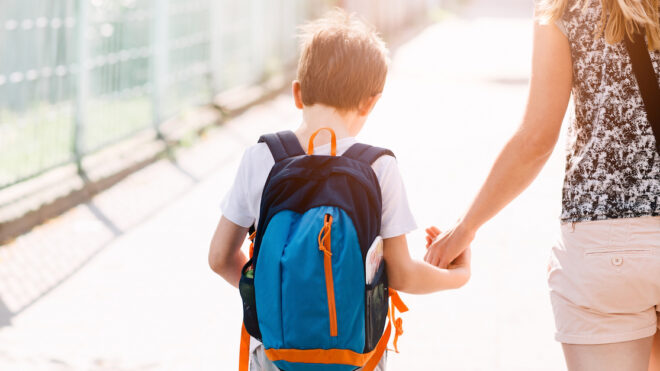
[
  {"left": 208, "top": 216, "right": 250, "bottom": 287},
  {"left": 385, "top": 235, "right": 470, "bottom": 294},
  {"left": 425, "top": 20, "right": 573, "bottom": 268}
]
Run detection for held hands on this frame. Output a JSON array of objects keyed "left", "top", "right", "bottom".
[
  {"left": 424, "top": 226, "right": 472, "bottom": 288},
  {"left": 424, "top": 224, "right": 475, "bottom": 270}
]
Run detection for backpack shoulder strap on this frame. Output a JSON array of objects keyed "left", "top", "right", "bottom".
[
  {"left": 342, "top": 143, "right": 395, "bottom": 165},
  {"left": 624, "top": 30, "right": 660, "bottom": 153},
  {"left": 258, "top": 131, "right": 306, "bottom": 162}
]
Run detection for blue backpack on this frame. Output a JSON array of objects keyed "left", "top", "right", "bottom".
[{"left": 238, "top": 129, "right": 407, "bottom": 371}]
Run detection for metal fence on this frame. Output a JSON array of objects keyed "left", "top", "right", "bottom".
[{"left": 0, "top": 0, "right": 433, "bottom": 190}]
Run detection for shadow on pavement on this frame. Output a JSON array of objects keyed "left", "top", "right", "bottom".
[
  {"left": 0, "top": 159, "right": 203, "bottom": 329},
  {"left": 0, "top": 299, "right": 10, "bottom": 327}
]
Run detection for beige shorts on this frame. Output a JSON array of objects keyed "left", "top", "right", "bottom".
[{"left": 548, "top": 216, "right": 660, "bottom": 345}]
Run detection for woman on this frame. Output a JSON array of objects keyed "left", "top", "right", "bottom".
[{"left": 424, "top": 0, "right": 660, "bottom": 369}]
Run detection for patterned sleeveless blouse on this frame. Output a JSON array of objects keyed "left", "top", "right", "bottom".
[{"left": 558, "top": 0, "right": 660, "bottom": 222}]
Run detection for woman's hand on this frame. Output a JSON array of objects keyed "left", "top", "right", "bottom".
[{"left": 424, "top": 224, "right": 475, "bottom": 268}]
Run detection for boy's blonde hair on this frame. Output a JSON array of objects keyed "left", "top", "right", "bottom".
[
  {"left": 536, "top": 0, "right": 660, "bottom": 50},
  {"left": 297, "top": 9, "right": 389, "bottom": 111}
]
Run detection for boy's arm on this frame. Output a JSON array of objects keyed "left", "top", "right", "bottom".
[
  {"left": 208, "top": 216, "right": 250, "bottom": 288},
  {"left": 383, "top": 235, "right": 470, "bottom": 294}
]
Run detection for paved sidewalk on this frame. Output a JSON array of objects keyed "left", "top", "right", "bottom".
[{"left": 0, "top": 1, "right": 569, "bottom": 370}]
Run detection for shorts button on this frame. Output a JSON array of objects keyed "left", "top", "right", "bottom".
[{"left": 611, "top": 257, "right": 623, "bottom": 266}]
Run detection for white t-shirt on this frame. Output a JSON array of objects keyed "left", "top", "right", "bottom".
[{"left": 221, "top": 136, "right": 417, "bottom": 239}]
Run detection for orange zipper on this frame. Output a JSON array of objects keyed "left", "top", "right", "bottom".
[{"left": 318, "top": 214, "right": 337, "bottom": 337}]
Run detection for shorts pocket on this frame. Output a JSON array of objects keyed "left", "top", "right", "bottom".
[
  {"left": 580, "top": 246, "right": 658, "bottom": 312},
  {"left": 584, "top": 247, "right": 654, "bottom": 257},
  {"left": 583, "top": 246, "right": 655, "bottom": 273}
]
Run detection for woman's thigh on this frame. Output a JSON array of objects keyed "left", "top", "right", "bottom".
[{"left": 562, "top": 336, "right": 654, "bottom": 371}]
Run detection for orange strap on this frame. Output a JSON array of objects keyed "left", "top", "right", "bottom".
[
  {"left": 265, "top": 290, "right": 405, "bottom": 368},
  {"left": 266, "top": 346, "right": 372, "bottom": 366},
  {"left": 308, "top": 127, "right": 337, "bottom": 156},
  {"left": 265, "top": 321, "right": 391, "bottom": 367},
  {"left": 388, "top": 289, "right": 407, "bottom": 353},
  {"left": 248, "top": 231, "right": 256, "bottom": 258},
  {"left": 239, "top": 231, "right": 257, "bottom": 371},
  {"left": 239, "top": 324, "right": 250, "bottom": 371},
  {"left": 264, "top": 311, "right": 396, "bottom": 369},
  {"left": 362, "top": 320, "right": 392, "bottom": 371},
  {"left": 388, "top": 289, "right": 408, "bottom": 313}
]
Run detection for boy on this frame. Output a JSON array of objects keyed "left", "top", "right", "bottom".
[{"left": 209, "top": 10, "right": 470, "bottom": 370}]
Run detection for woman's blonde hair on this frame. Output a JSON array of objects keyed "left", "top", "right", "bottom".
[{"left": 536, "top": 0, "right": 660, "bottom": 50}]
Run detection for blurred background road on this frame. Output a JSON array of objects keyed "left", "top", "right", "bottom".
[{"left": 0, "top": 0, "right": 570, "bottom": 369}]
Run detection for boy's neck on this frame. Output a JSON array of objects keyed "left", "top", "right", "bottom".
[{"left": 296, "top": 104, "right": 361, "bottom": 149}]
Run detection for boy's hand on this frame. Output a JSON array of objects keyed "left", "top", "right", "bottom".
[
  {"left": 447, "top": 247, "right": 471, "bottom": 287},
  {"left": 424, "top": 222, "right": 475, "bottom": 269},
  {"left": 425, "top": 226, "right": 442, "bottom": 248},
  {"left": 448, "top": 246, "right": 470, "bottom": 270}
]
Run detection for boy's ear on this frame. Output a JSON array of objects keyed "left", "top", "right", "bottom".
[
  {"left": 292, "top": 80, "right": 304, "bottom": 109},
  {"left": 357, "top": 93, "right": 382, "bottom": 116}
]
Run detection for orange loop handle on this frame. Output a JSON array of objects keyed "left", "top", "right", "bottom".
[
  {"left": 389, "top": 288, "right": 408, "bottom": 313},
  {"left": 393, "top": 317, "right": 404, "bottom": 353},
  {"left": 308, "top": 127, "right": 337, "bottom": 156},
  {"left": 388, "top": 289, "right": 407, "bottom": 353}
]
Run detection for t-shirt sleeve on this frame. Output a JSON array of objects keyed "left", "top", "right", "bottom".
[
  {"left": 220, "top": 149, "right": 258, "bottom": 228},
  {"left": 372, "top": 156, "right": 417, "bottom": 239}
]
